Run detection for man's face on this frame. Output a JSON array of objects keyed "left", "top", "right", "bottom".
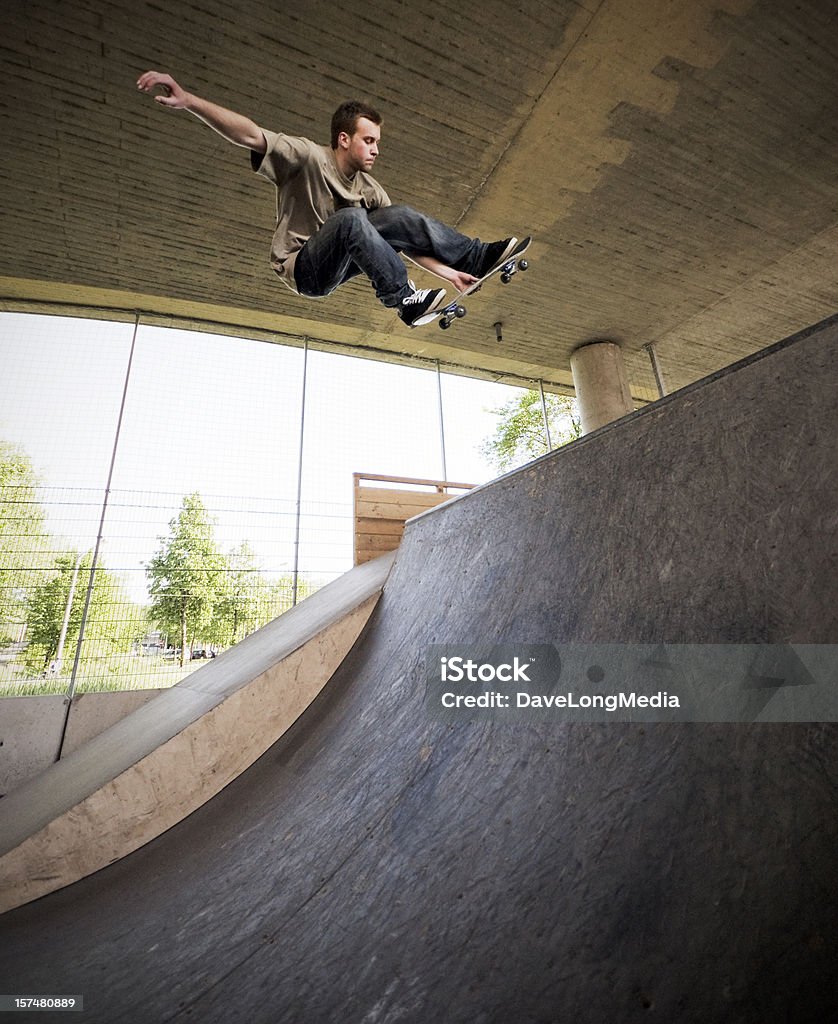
[{"left": 340, "top": 116, "right": 380, "bottom": 173}]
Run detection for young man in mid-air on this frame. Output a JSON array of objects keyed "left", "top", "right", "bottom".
[{"left": 136, "top": 71, "right": 524, "bottom": 327}]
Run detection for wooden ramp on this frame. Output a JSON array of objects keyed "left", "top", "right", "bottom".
[
  {"left": 0, "top": 552, "right": 394, "bottom": 914},
  {"left": 0, "top": 321, "right": 836, "bottom": 1024}
]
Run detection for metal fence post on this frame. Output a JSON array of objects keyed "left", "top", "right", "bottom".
[
  {"left": 436, "top": 361, "right": 448, "bottom": 481},
  {"left": 538, "top": 379, "right": 553, "bottom": 451},
  {"left": 291, "top": 339, "right": 309, "bottom": 607},
  {"left": 643, "top": 342, "right": 668, "bottom": 398},
  {"left": 56, "top": 313, "right": 140, "bottom": 760}
]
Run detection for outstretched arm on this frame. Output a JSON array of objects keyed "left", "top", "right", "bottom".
[{"left": 136, "top": 71, "right": 267, "bottom": 154}]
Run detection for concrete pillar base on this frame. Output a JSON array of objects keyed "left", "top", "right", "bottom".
[{"left": 570, "top": 341, "right": 634, "bottom": 434}]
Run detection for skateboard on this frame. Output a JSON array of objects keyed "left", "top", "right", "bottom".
[{"left": 415, "top": 236, "right": 532, "bottom": 329}]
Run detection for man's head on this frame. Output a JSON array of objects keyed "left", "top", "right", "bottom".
[
  {"left": 331, "top": 100, "right": 382, "bottom": 148},
  {"left": 331, "top": 100, "right": 382, "bottom": 174}
]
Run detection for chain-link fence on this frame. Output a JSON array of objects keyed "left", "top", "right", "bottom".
[{"left": 2, "top": 311, "right": 599, "bottom": 697}]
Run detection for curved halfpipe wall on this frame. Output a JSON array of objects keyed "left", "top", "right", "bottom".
[{"left": 0, "top": 318, "right": 835, "bottom": 1023}]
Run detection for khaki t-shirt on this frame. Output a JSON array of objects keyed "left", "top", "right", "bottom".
[{"left": 251, "top": 129, "right": 391, "bottom": 291}]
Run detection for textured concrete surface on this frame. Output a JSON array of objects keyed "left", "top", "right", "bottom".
[
  {"left": 0, "top": 321, "right": 834, "bottom": 1021},
  {"left": 3, "top": 1, "right": 838, "bottom": 398},
  {"left": 0, "top": 695, "right": 65, "bottom": 797},
  {"left": 60, "top": 688, "right": 164, "bottom": 757},
  {"left": 570, "top": 340, "right": 634, "bottom": 432},
  {"left": 0, "top": 690, "right": 165, "bottom": 798}
]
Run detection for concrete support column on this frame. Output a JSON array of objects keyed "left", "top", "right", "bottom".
[{"left": 570, "top": 341, "right": 634, "bottom": 435}]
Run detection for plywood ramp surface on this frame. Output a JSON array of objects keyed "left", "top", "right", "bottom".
[{"left": 0, "top": 321, "right": 836, "bottom": 1023}]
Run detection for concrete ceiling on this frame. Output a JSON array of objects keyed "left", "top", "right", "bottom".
[{"left": 2, "top": 0, "right": 838, "bottom": 400}]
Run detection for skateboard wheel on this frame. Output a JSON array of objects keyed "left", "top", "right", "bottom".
[
  {"left": 440, "top": 318, "right": 451, "bottom": 330},
  {"left": 500, "top": 272, "right": 511, "bottom": 284},
  {"left": 519, "top": 259, "right": 529, "bottom": 271},
  {"left": 455, "top": 305, "right": 466, "bottom": 319}
]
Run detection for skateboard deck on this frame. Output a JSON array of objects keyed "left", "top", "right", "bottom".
[{"left": 414, "top": 236, "right": 532, "bottom": 329}]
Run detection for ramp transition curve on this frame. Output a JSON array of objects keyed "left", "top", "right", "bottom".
[{"left": 0, "top": 318, "right": 836, "bottom": 1023}]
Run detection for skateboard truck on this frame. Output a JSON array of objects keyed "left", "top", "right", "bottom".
[
  {"left": 500, "top": 255, "right": 529, "bottom": 284},
  {"left": 438, "top": 302, "right": 467, "bottom": 330}
]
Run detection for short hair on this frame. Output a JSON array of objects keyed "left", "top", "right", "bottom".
[{"left": 330, "top": 100, "right": 383, "bottom": 148}]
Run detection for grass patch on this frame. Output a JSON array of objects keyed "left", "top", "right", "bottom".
[{"left": 0, "top": 657, "right": 202, "bottom": 697}]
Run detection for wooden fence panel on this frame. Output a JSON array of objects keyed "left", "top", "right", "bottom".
[{"left": 353, "top": 473, "right": 474, "bottom": 565}]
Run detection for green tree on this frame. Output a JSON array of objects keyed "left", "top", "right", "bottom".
[
  {"left": 24, "top": 551, "right": 139, "bottom": 673},
  {"left": 0, "top": 439, "right": 50, "bottom": 646},
  {"left": 210, "top": 542, "right": 270, "bottom": 645},
  {"left": 480, "top": 390, "right": 581, "bottom": 472},
  {"left": 146, "top": 493, "right": 228, "bottom": 666},
  {"left": 210, "top": 550, "right": 319, "bottom": 646},
  {"left": 267, "top": 573, "right": 315, "bottom": 619}
]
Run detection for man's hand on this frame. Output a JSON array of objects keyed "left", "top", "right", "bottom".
[
  {"left": 408, "top": 255, "right": 478, "bottom": 292},
  {"left": 135, "top": 70, "right": 266, "bottom": 153},
  {"left": 136, "top": 70, "right": 191, "bottom": 109},
  {"left": 436, "top": 266, "right": 479, "bottom": 292}
]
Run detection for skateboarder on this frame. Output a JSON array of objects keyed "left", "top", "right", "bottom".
[{"left": 136, "top": 71, "right": 522, "bottom": 326}]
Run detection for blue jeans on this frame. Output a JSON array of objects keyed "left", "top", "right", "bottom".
[{"left": 294, "top": 204, "right": 485, "bottom": 307}]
